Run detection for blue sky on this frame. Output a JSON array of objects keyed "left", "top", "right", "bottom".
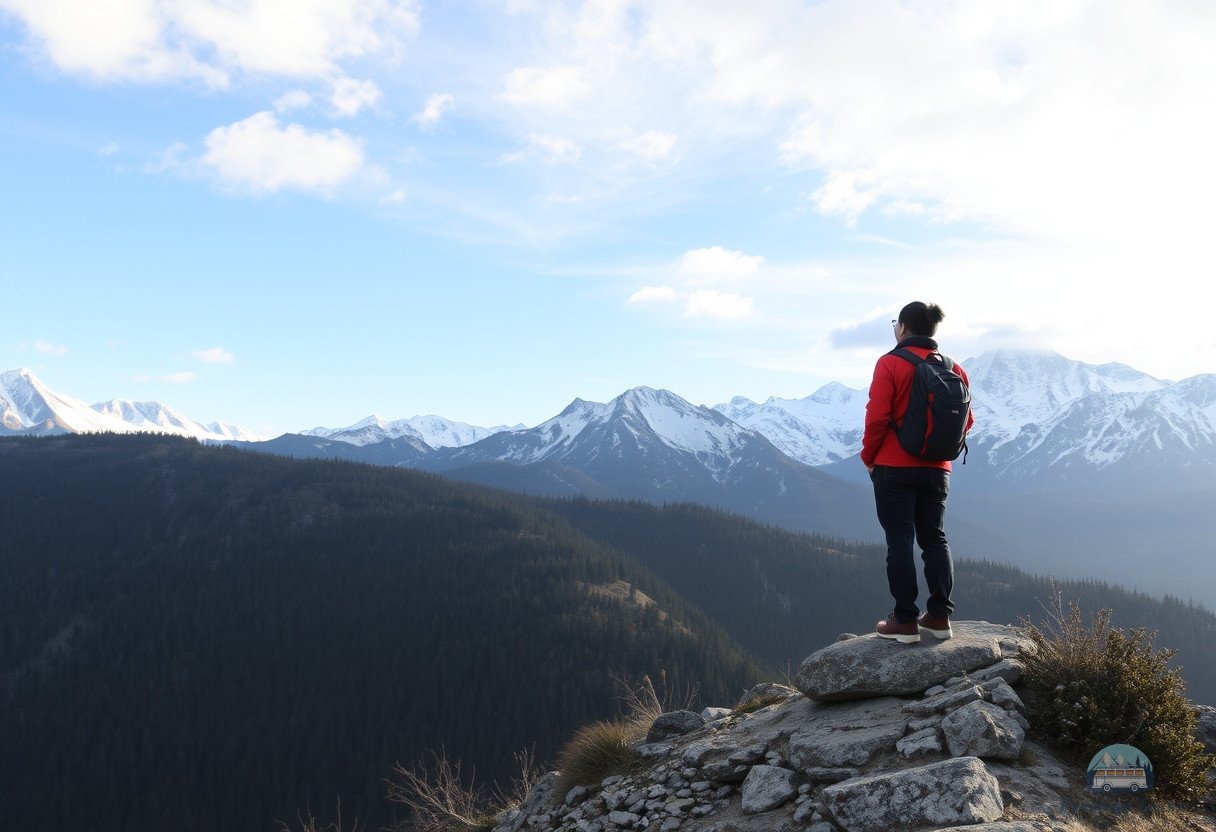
[{"left": 3, "top": 1, "right": 1214, "bottom": 435}]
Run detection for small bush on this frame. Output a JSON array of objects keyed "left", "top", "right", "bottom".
[
  {"left": 1020, "top": 589, "right": 1215, "bottom": 803},
  {"left": 554, "top": 719, "right": 645, "bottom": 797}
]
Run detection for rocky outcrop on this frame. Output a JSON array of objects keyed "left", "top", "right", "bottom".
[
  {"left": 492, "top": 620, "right": 1213, "bottom": 832},
  {"left": 794, "top": 621, "right": 1034, "bottom": 702}
]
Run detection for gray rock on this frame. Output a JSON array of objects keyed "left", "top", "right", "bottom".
[
  {"left": 690, "top": 781, "right": 713, "bottom": 793},
  {"left": 659, "top": 819, "right": 681, "bottom": 832},
  {"left": 700, "top": 707, "right": 732, "bottom": 722},
  {"left": 982, "top": 678, "right": 1026, "bottom": 713},
  {"left": 933, "top": 824, "right": 1044, "bottom": 832},
  {"left": 795, "top": 620, "right": 1031, "bottom": 702},
  {"left": 788, "top": 697, "right": 909, "bottom": 767},
  {"left": 690, "top": 805, "right": 714, "bottom": 817},
  {"left": 601, "top": 775, "right": 625, "bottom": 788},
  {"left": 727, "top": 744, "right": 767, "bottom": 765},
  {"left": 702, "top": 760, "right": 750, "bottom": 783},
  {"left": 902, "top": 684, "right": 983, "bottom": 716},
  {"left": 646, "top": 785, "right": 668, "bottom": 799},
  {"left": 836, "top": 632, "right": 858, "bottom": 641},
  {"left": 942, "top": 700, "right": 1025, "bottom": 760},
  {"left": 740, "top": 765, "right": 799, "bottom": 813},
  {"left": 792, "top": 802, "right": 816, "bottom": 823},
  {"left": 735, "top": 682, "right": 799, "bottom": 710},
  {"left": 647, "top": 711, "right": 705, "bottom": 743},
  {"left": 713, "top": 785, "right": 732, "bottom": 799},
  {"left": 924, "top": 684, "right": 947, "bottom": 697},
  {"left": 806, "top": 824, "right": 835, "bottom": 832},
  {"left": 801, "top": 766, "right": 860, "bottom": 784},
  {"left": 505, "top": 772, "right": 558, "bottom": 832},
  {"left": 636, "top": 742, "right": 674, "bottom": 760},
  {"left": 819, "top": 756, "right": 1003, "bottom": 832},
  {"left": 1195, "top": 704, "right": 1216, "bottom": 754},
  {"left": 606, "top": 811, "right": 639, "bottom": 827},
  {"left": 896, "top": 726, "right": 943, "bottom": 758},
  {"left": 969, "top": 658, "right": 1026, "bottom": 687},
  {"left": 908, "top": 715, "right": 941, "bottom": 732},
  {"left": 680, "top": 742, "right": 713, "bottom": 766},
  {"left": 566, "top": 786, "right": 590, "bottom": 806}
]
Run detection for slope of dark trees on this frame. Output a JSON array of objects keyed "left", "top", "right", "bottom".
[
  {"left": 544, "top": 498, "right": 1216, "bottom": 703},
  {"left": 0, "top": 435, "right": 764, "bottom": 832},
  {"left": 4, "top": 434, "right": 1214, "bottom": 832}
]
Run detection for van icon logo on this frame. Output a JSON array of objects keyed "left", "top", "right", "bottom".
[{"left": 1088, "top": 744, "right": 1153, "bottom": 793}]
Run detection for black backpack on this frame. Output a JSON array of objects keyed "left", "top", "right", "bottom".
[{"left": 889, "top": 348, "right": 971, "bottom": 463}]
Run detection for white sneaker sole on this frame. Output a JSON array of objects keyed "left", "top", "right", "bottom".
[
  {"left": 877, "top": 631, "right": 921, "bottom": 644},
  {"left": 919, "top": 625, "right": 952, "bottom": 640}
]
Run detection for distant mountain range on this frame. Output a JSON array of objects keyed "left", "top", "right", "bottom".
[
  {"left": 8, "top": 350, "right": 1216, "bottom": 605},
  {"left": 0, "top": 368, "right": 264, "bottom": 442}
]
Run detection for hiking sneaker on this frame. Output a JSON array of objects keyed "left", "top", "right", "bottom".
[
  {"left": 918, "top": 612, "right": 952, "bottom": 640},
  {"left": 875, "top": 612, "right": 920, "bottom": 644}
]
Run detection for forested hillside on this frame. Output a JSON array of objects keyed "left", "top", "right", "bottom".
[
  {"left": 3, "top": 434, "right": 1213, "bottom": 832},
  {"left": 546, "top": 498, "right": 1216, "bottom": 703},
  {"left": 0, "top": 435, "right": 764, "bottom": 832}
]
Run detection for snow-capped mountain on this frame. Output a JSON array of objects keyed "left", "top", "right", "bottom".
[
  {"left": 414, "top": 386, "right": 875, "bottom": 539},
  {"left": 301, "top": 414, "right": 521, "bottom": 449},
  {"left": 714, "top": 381, "right": 867, "bottom": 467},
  {"left": 0, "top": 369, "right": 265, "bottom": 442},
  {"left": 719, "top": 350, "right": 1216, "bottom": 487}
]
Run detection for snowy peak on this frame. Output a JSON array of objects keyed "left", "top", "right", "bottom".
[
  {"left": 0, "top": 368, "right": 264, "bottom": 441},
  {"left": 301, "top": 412, "right": 512, "bottom": 449},
  {"left": 712, "top": 382, "right": 867, "bottom": 467}
]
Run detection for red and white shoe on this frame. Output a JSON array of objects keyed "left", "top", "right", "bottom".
[
  {"left": 875, "top": 612, "right": 921, "bottom": 644},
  {"left": 917, "top": 612, "right": 952, "bottom": 640}
]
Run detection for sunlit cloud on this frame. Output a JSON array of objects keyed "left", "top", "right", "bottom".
[
  {"left": 500, "top": 65, "right": 590, "bottom": 109},
  {"left": 678, "top": 246, "right": 764, "bottom": 284},
  {"left": 683, "top": 289, "right": 755, "bottom": 320},
  {"left": 329, "top": 77, "right": 381, "bottom": 117},
  {"left": 199, "top": 111, "right": 364, "bottom": 194},
  {"left": 628, "top": 286, "right": 677, "bottom": 304},
  {"left": 192, "top": 347, "right": 235, "bottom": 364}
]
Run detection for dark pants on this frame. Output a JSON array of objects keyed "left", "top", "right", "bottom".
[{"left": 870, "top": 465, "right": 954, "bottom": 624}]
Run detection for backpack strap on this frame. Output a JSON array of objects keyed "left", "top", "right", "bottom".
[{"left": 888, "top": 347, "right": 954, "bottom": 372}]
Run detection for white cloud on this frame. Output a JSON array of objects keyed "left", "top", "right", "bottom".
[
  {"left": 97, "top": 142, "right": 120, "bottom": 156},
  {"left": 330, "top": 76, "right": 381, "bottom": 117},
  {"left": 381, "top": 189, "right": 406, "bottom": 204},
  {"left": 412, "top": 92, "right": 455, "bottom": 129},
  {"left": 192, "top": 346, "right": 235, "bottom": 364},
  {"left": 628, "top": 286, "right": 677, "bottom": 304},
  {"left": 162, "top": 371, "right": 196, "bottom": 384},
  {"left": 274, "top": 90, "right": 312, "bottom": 113},
  {"left": 683, "top": 290, "right": 755, "bottom": 320},
  {"left": 34, "top": 339, "right": 68, "bottom": 355},
  {"left": 0, "top": 0, "right": 419, "bottom": 85},
  {"left": 678, "top": 246, "right": 764, "bottom": 283},
  {"left": 199, "top": 111, "right": 364, "bottom": 194},
  {"left": 618, "top": 131, "right": 677, "bottom": 160},
  {"left": 508, "top": 133, "right": 581, "bottom": 164},
  {"left": 500, "top": 65, "right": 590, "bottom": 109}
]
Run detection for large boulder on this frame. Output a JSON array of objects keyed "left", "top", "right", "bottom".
[
  {"left": 795, "top": 620, "right": 1032, "bottom": 702},
  {"left": 646, "top": 710, "right": 704, "bottom": 743},
  {"left": 941, "top": 700, "right": 1025, "bottom": 761},
  {"left": 819, "top": 756, "right": 1004, "bottom": 832},
  {"left": 787, "top": 696, "right": 910, "bottom": 768},
  {"left": 739, "top": 765, "right": 798, "bottom": 813}
]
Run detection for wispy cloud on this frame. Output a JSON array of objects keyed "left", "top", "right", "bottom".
[
  {"left": 628, "top": 286, "right": 677, "bottom": 304},
  {"left": 162, "top": 371, "right": 197, "bottom": 384},
  {"left": 33, "top": 339, "right": 68, "bottom": 355},
  {"left": 500, "top": 65, "right": 590, "bottom": 109},
  {"left": 0, "top": 0, "right": 419, "bottom": 85},
  {"left": 192, "top": 347, "right": 235, "bottom": 364},
  {"left": 329, "top": 77, "right": 381, "bottom": 117},
  {"left": 678, "top": 246, "right": 764, "bottom": 284},
  {"left": 683, "top": 290, "right": 755, "bottom": 321},
  {"left": 412, "top": 93, "right": 455, "bottom": 130}
]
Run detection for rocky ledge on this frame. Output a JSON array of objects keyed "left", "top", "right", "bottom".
[{"left": 492, "top": 620, "right": 1214, "bottom": 832}]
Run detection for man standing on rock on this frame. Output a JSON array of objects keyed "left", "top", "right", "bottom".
[{"left": 862, "top": 301, "right": 973, "bottom": 644}]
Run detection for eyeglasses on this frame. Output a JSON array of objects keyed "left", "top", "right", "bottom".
[{"left": 891, "top": 319, "right": 899, "bottom": 328}]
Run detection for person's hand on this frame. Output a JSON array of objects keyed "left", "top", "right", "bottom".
[{"left": 866, "top": 464, "right": 875, "bottom": 474}]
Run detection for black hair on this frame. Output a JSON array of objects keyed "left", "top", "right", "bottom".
[{"left": 898, "top": 301, "right": 945, "bottom": 337}]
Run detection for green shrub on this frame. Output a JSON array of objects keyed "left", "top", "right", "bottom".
[
  {"left": 1021, "top": 592, "right": 1215, "bottom": 803},
  {"left": 554, "top": 720, "right": 645, "bottom": 798}
]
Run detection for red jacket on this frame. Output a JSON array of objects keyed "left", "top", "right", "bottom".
[{"left": 860, "top": 339, "right": 974, "bottom": 470}]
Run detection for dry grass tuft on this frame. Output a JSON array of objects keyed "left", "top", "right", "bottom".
[
  {"left": 276, "top": 800, "right": 363, "bottom": 832},
  {"left": 553, "top": 719, "right": 645, "bottom": 798},
  {"left": 385, "top": 747, "right": 540, "bottom": 832}
]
